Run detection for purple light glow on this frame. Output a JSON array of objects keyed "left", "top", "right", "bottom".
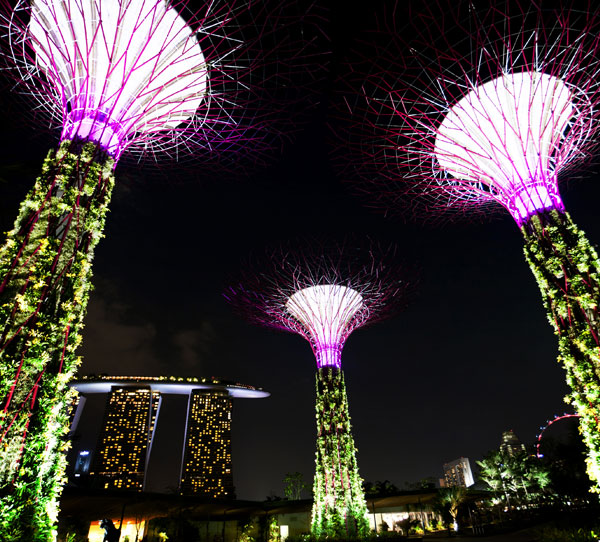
[
  {"left": 63, "top": 110, "right": 127, "bottom": 155},
  {"left": 313, "top": 345, "right": 342, "bottom": 368},
  {"left": 434, "top": 71, "right": 573, "bottom": 225},
  {"left": 225, "top": 240, "right": 413, "bottom": 370},
  {"left": 27, "top": 0, "right": 207, "bottom": 160},
  {"left": 339, "top": 2, "right": 600, "bottom": 223},
  {"left": 286, "top": 284, "right": 364, "bottom": 368}
]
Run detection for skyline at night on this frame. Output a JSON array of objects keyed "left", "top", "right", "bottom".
[
  {"left": 68, "top": 374, "right": 268, "bottom": 498},
  {"left": 0, "top": 0, "right": 597, "bottom": 507}
]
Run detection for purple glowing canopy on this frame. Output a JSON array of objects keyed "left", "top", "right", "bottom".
[
  {"left": 4, "top": 0, "right": 323, "bottom": 166},
  {"left": 433, "top": 70, "right": 577, "bottom": 225},
  {"left": 285, "top": 284, "right": 365, "bottom": 368},
  {"left": 8, "top": 0, "right": 209, "bottom": 160},
  {"left": 225, "top": 240, "right": 413, "bottom": 369},
  {"left": 338, "top": 1, "right": 600, "bottom": 224},
  {"left": 30, "top": 0, "right": 208, "bottom": 159}
]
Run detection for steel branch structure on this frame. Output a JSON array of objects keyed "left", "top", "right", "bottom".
[
  {"left": 226, "top": 240, "right": 412, "bottom": 538},
  {"left": 339, "top": 1, "right": 600, "bottom": 490},
  {"left": 0, "top": 0, "right": 321, "bottom": 538},
  {"left": 23, "top": 0, "right": 209, "bottom": 162}
]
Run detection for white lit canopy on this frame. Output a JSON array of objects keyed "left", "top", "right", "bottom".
[
  {"left": 434, "top": 71, "right": 575, "bottom": 223},
  {"left": 29, "top": 0, "right": 208, "bottom": 159},
  {"left": 285, "top": 284, "right": 364, "bottom": 368}
]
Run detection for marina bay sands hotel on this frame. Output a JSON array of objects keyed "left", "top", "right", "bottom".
[{"left": 69, "top": 375, "right": 269, "bottom": 498}]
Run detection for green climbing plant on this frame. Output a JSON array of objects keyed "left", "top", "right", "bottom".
[
  {"left": 311, "top": 367, "right": 369, "bottom": 539},
  {"left": 0, "top": 140, "right": 115, "bottom": 541},
  {"left": 522, "top": 210, "right": 600, "bottom": 491}
]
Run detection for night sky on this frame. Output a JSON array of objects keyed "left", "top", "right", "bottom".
[{"left": 0, "top": 0, "right": 597, "bottom": 502}]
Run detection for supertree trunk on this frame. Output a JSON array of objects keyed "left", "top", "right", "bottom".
[
  {"left": 522, "top": 210, "right": 600, "bottom": 487},
  {"left": 0, "top": 140, "right": 114, "bottom": 540},
  {"left": 312, "top": 367, "right": 369, "bottom": 538},
  {"left": 225, "top": 241, "right": 411, "bottom": 538}
]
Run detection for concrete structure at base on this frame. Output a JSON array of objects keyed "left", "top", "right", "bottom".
[
  {"left": 70, "top": 375, "right": 269, "bottom": 498},
  {"left": 58, "top": 488, "right": 449, "bottom": 542},
  {"left": 442, "top": 457, "right": 475, "bottom": 488}
]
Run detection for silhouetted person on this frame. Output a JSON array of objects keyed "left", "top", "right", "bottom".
[{"left": 100, "top": 519, "right": 120, "bottom": 542}]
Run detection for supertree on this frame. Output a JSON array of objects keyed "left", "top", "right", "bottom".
[
  {"left": 225, "top": 240, "right": 413, "bottom": 538},
  {"left": 337, "top": 0, "right": 600, "bottom": 490},
  {"left": 0, "top": 0, "right": 322, "bottom": 537}
]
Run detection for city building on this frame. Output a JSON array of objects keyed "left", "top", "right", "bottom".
[
  {"left": 442, "top": 457, "right": 474, "bottom": 488},
  {"left": 67, "top": 391, "right": 86, "bottom": 436},
  {"left": 180, "top": 389, "right": 234, "bottom": 498},
  {"left": 70, "top": 375, "right": 269, "bottom": 495},
  {"left": 73, "top": 450, "right": 92, "bottom": 478},
  {"left": 500, "top": 430, "right": 527, "bottom": 456},
  {"left": 91, "top": 386, "right": 161, "bottom": 490}
]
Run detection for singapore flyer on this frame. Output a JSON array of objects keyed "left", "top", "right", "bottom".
[{"left": 536, "top": 413, "right": 581, "bottom": 458}]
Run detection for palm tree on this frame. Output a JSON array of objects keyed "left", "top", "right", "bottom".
[{"left": 434, "top": 487, "right": 467, "bottom": 532}]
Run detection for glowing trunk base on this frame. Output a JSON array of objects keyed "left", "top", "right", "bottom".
[
  {"left": 522, "top": 210, "right": 600, "bottom": 490},
  {"left": 0, "top": 141, "right": 115, "bottom": 540},
  {"left": 311, "top": 367, "right": 369, "bottom": 539}
]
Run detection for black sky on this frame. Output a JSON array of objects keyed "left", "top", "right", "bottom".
[{"left": 0, "top": 0, "right": 598, "bottom": 502}]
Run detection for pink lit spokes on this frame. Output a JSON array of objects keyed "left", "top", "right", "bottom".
[
  {"left": 336, "top": 2, "right": 600, "bottom": 222},
  {"left": 224, "top": 239, "right": 412, "bottom": 368},
  {"left": 434, "top": 71, "right": 577, "bottom": 223},
  {"left": 29, "top": 0, "right": 208, "bottom": 159},
  {"left": 285, "top": 285, "right": 364, "bottom": 368}
]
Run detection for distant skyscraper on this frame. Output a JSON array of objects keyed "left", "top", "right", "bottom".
[
  {"left": 73, "top": 450, "right": 92, "bottom": 478},
  {"left": 91, "top": 386, "right": 161, "bottom": 491},
  {"left": 180, "top": 390, "right": 235, "bottom": 498},
  {"left": 500, "top": 430, "right": 527, "bottom": 457},
  {"left": 71, "top": 375, "right": 268, "bottom": 495},
  {"left": 443, "top": 457, "right": 474, "bottom": 488}
]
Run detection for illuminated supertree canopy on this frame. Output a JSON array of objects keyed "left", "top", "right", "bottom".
[
  {"left": 286, "top": 284, "right": 364, "bottom": 368},
  {"left": 0, "top": 0, "right": 323, "bottom": 538},
  {"left": 4, "top": 0, "right": 321, "bottom": 166},
  {"left": 338, "top": 0, "right": 600, "bottom": 490},
  {"left": 26, "top": 0, "right": 207, "bottom": 161},
  {"left": 225, "top": 240, "right": 414, "bottom": 538}
]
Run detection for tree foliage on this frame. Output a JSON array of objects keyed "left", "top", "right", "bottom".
[
  {"left": 311, "top": 367, "right": 369, "bottom": 539},
  {"left": 523, "top": 211, "right": 600, "bottom": 490},
  {"left": 477, "top": 449, "right": 551, "bottom": 506},
  {"left": 433, "top": 487, "right": 467, "bottom": 529},
  {"left": 283, "top": 472, "right": 309, "bottom": 500},
  {"left": 0, "top": 141, "right": 114, "bottom": 541}
]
